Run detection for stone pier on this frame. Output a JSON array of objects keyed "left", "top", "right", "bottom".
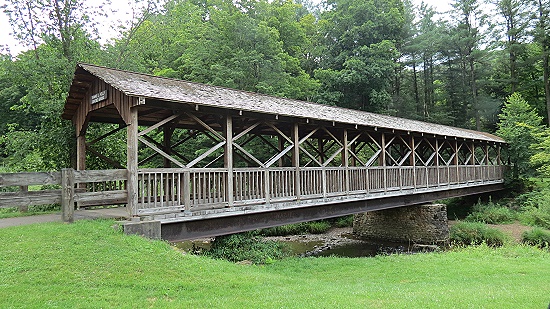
[{"left": 353, "top": 204, "right": 449, "bottom": 245}]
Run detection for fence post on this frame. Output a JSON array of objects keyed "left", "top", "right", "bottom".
[
  {"left": 61, "top": 168, "right": 75, "bottom": 223},
  {"left": 264, "top": 169, "right": 270, "bottom": 204},
  {"left": 183, "top": 170, "right": 191, "bottom": 211},
  {"left": 18, "top": 186, "right": 28, "bottom": 212}
]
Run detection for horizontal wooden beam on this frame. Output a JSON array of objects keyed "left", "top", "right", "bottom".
[
  {"left": 0, "top": 172, "right": 61, "bottom": 187},
  {"left": 0, "top": 190, "right": 61, "bottom": 208}
]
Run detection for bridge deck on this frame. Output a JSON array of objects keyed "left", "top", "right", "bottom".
[{"left": 136, "top": 165, "right": 504, "bottom": 223}]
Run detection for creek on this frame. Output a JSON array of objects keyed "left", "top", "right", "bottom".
[{"left": 174, "top": 228, "right": 439, "bottom": 257}]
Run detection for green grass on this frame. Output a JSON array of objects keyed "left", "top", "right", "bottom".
[
  {"left": 0, "top": 206, "right": 60, "bottom": 219},
  {"left": 1, "top": 220, "right": 549, "bottom": 308}
]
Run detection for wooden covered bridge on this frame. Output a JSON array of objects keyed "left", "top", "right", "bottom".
[{"left": 61, "top": 63, "right": 506, "bottom": 240}]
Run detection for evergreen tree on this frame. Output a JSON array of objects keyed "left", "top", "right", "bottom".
[{"left": 496, "top": 93, "right": 543, "bottom": 178}]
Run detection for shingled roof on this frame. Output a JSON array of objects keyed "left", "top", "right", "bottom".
[{"left": 65, "top": 63, "right": 505, "bottom": 143}]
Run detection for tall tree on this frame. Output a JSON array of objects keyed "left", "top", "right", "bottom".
[
  {"left": 1, "top": 0, "right": 104, "bottom": 170},
  {"left": 492, "top": 0, "right": 532, "bottom": 94},
  {"left": 496, "top": 93, "right": 543, "bottom": 178},
  {"left": 534, "top": 0, "right": 550, "bottom": 124},
  {"left": 446, "top": 0, "right": 488, "bottom": 130},
  {"left": 315, "top": 0, "right": 405, "bottom": 112}
]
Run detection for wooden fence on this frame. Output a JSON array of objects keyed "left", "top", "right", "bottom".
[{"left": 0, "top": 169, "right": 128, "bottom": 222}]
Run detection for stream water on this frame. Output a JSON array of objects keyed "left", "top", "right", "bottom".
[{"left": 174, "top": 232, "right": 438, "bottom": 258}]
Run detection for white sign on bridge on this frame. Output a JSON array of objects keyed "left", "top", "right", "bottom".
[{"left": 91, "top": 90, "right": 108, "bottom": 104}]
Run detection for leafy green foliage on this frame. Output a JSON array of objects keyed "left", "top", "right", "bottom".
[
  {"left": 333, "top": 215, "right": 354, "bottom": 228},
  {"left": 0, "top": 0, "right": 547, "bottom": 175},
  {"left": 450, "top": 221, "right": 510, "bottom": 246},
  {"left": 315, "top": 0, "right": 404, "bottom": 112},
  {"left": 464, "top": 199, "right": 516, "bottom": 224},
  {"left": 496, "top": 93, "right": 543, "bottom": 178},
  {"left": 258, "top": 220, "right": 331, "bottom": 236},
  {"left": 206, "top": 232, "right": 288, "bottom": 264},
  {"left": 521, "top": 227, "right": 550, "bottom": 248},
  {"left": 530, "top": 128, "right": 550, "bottom": 177}
]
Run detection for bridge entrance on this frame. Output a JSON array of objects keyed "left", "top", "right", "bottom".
[{"left": 62, "top": 64, "right": 506, "bottom": 240}]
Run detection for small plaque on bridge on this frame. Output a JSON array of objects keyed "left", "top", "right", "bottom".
[{"left": 91, "top": 90, "right": 108, "bottom": 104}]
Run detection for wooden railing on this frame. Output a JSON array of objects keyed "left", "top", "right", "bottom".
[
  {"left": 0, "top": 165, "right": 505, "bottom": 219},
  {"left": 0, "top": 169, "right": 128, "bottom": 222},
  {"left": 135, "top": 165, "right": 505, "bottom": 215}
]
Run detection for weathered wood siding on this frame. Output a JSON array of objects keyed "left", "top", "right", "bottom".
[{"left": 73, "top": 78, "right": 138, "bottom": 135}]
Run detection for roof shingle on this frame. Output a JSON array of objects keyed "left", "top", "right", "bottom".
[{"left": 73, "top": 63, "right": 505, "bottom": 143}]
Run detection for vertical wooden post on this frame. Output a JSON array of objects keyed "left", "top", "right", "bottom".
[
  {"left": 225, "top": 114, "right": 234, "bottom": 207},
  {"left": 470, "top": 141, "right": 476, "bottom": 182},
  {"left": 496, "top": 144, "right": 501, "bottom": 165},
  {"left": 18, "top": 186, "right": 28, "bottom": 212},
  {"left": 318, "top": 138, "right": 324, "bottom": 164},
  {"left": 343, "top": 129, "right": 349, "bottom": 195},
  {"left": 496, "top": 144, "right": 502, "bottom": 180},
  {"left": 127, "top": 107, "right": 139, "bottom": 218},
  {"left": 163, "top": 127, "right": 174, "bottom": 168},
  {"left": 61, "top": 168, "right": 75, "bottom": 223},
  {"left": 76, "top": 134, "right": 86, "bottom": 210},
  {"left": 411, "top": 136, "right": 416, "bottom": 190},
  {"left": 293, "top": 123, "right": 300, "bottom": 200},
  {"left": 381, "top": 133, "right": 387, "bottom": 192},
  {"left": 76, "top": 135, "right": 86, "bottom": 171},
  {"left": 278, "top": 135, "right": 284, "bottom": 167},
  {"left": 454, "top": 140, "right": 460, "bottom": 183},
  {"left": 351, "top": 143, "right": 357, "bottom": 166},
  {"left": 488, "top": 143, "right": 489, "bottom": 181},
  {"left": 183, "top": 170, "right": 191, "bottom": 211},
  {"left": 435, "top": 139, "right": 440, "bottom": 186}
]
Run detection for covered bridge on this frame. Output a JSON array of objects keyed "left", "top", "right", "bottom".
[{"left": 63, "top": 63, "right": 506, "bottom": 239}]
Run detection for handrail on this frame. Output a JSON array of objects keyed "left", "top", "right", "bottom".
[{"left": 0, "top": 165, "right": 505, "bottom": 221}]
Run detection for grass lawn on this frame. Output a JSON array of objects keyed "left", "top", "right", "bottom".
[{"left": 1, "top": 220, "right": 549, "bottom": 308}]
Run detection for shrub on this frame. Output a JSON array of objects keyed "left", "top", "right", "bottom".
[
  {"left": 516, "top": 186, "right": 550, "bottom": 229},
  {"left": 464, "top": 200, "right": 516, "bottom": 224},
  {"left": 521, "top": 228, "right": 550, "bottom": 248},
  {"left": 518, "top": 206, "right": 550, "bottom": 229},
  {"left": 206, "top": 232, "right": 287, "bottom": 264},
  {"left": 307, "top": 221, "right": 331, "bottom": 234},
  {"left": 450, "top": 221, "right": 509, "bottom": 247},
  {"left": 333, "top": 215, "right": 354, "bottom": 228},
  {"left": 259, "top": 220, "right": 331, "bottom": 236}
]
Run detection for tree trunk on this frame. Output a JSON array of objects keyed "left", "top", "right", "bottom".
[
  {"left": 412, "top": 59, "right": 420, "bottom": 116},
  {"left": 544, "top": 51, "right": 550, "bottom": 125},
  {"left": 470, "top": 57, "right": 480, "bottom": 131}
]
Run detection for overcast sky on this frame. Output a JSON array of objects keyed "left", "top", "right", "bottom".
[{"left": 0, "top": 0, "right": 453, "bottom": 56}]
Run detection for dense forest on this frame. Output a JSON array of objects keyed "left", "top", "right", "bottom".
[{"left": 0, "top": 0, "right": 549, "bottom": 174}]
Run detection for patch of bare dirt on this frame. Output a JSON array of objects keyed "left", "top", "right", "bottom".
[{"left": 486, "top": 222, "right": 531, "bottom": 242}]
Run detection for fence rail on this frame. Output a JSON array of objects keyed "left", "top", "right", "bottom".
[
  {"left": 0, "top": 165, "right": 506, "bottom": 220},
  {"left": 0, "top": 169, "right": 128, "bottom": 222}
]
